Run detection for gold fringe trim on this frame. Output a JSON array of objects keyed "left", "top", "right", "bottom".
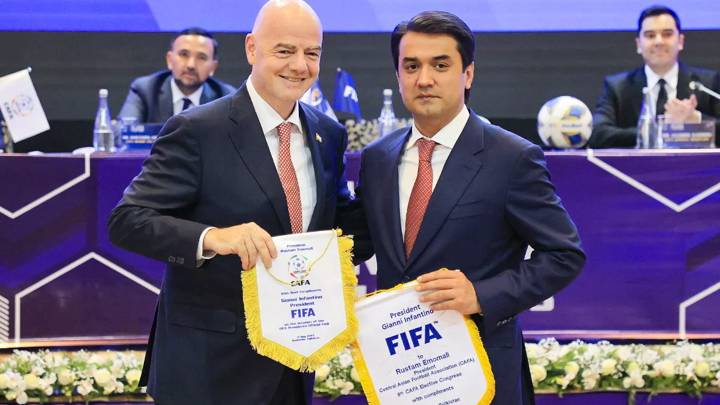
[
  {"left": 351, "top": 282, "right": 496, "bottom": 405},
  {"left": 351, "top": 339, "right": 380, "bottom": 405},
  {"left": 465, "top": 317, "right": 496, "bottom": 405},
  {"left": 242, "top": 229, "right": 358, "bottom": 372}
]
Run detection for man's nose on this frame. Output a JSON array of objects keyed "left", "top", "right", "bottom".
[
  {"left": 288, "top": 53, "right": 308, "bottom": 74},
  {"left": 417, "top": 66, "right": 434, "bottom": 87}
]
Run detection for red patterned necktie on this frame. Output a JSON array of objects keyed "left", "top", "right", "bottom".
[
  {"left": 404, "top": 138, "right": 437, "bottom": 258},
  {"left": 277, "top": 122, "right": 303, "bottom": 234}
]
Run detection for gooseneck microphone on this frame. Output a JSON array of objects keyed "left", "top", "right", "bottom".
[{"left": 689, "top": 80, "right": 720, "bottom": 101}]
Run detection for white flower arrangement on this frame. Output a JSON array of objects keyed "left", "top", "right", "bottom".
[
  {"left": 345, "top": 118, "right": 414, "bottom": 151},
  {"left": 0, "top": 350, "right": 144, "bottom": 404},
  {"left": 1, "top": 340, "right": 719, "bottom": 404},
  {"left": 527, "top": 339, "right": 720, "bottom": 402},
  {"left": 312, "top": 347, "right": 363, "bottom": 399},
  {"left": 313, "top": 339, "right": 720, "bottom": 403}
]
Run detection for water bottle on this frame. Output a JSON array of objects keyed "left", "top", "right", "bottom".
[
  {"left": 0, "top": 121, "right": 6, "bottom": 153},
  {"left": 93, "top": 89, "right": 115, "bottom": 152},
  {"left": 378, "top": 89, "right": 398, "bottom": 137},
  {"left": 0, "top": 120, "right": 12, "bottom": 153},
  {"left": 636, "top": 87, "right": 652, "bottom": 149}
]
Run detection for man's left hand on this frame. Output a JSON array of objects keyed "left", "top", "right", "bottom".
[
  {"left": 416, "top": 268, "right": 482, "bottom": 315},
  {"left": 664, "top": 95, "right": 701, "bottom": 124}
]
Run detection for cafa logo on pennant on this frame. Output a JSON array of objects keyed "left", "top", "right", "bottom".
[
  {"left": 352, "top": 282, "right": 495, "bottom": 405},
  {"left": 0, "top": 69, "right": 50, "bottom": 142},
  {"left": 241, "top": 229, "right": 358, "bottom": 371}
]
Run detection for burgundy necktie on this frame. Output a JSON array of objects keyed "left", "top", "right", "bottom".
[
  {"left": 277, "top": 122, "right": 303, "bottom": 233},
  {"left": 404, "top": 138, "right": 436, "bottom": 258}
]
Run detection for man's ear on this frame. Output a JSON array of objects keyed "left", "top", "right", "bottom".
[
  {"left": 245, "top": 34, "right": 256, "bottom": 65},
  {"left": 678, "top": 33, "right": 685, "bottom": 51},
  {"left": 464, "top": 62, "right": 475, "bottom": 90}
]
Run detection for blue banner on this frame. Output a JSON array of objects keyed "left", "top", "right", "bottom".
[
  {"left": 301, "top": 81, "right": 338, "bottom": 122},
  {"left": 332, "top": 69, "right": 362, "bottom": 121}
]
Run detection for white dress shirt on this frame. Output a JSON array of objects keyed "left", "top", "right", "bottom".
[
  {"left": 196, "top": 77, "right": 317, "bottom": 264},
  {"left": 399, "top": 107, "right": 469, "bottom": 237},
  {"left": 171, "top": 79, "right": 203, "bottom": 116},
  {"left": 246, "top": 77, "right": 317, "bottom": 229},
  {"left": 645, "top": 63, "right": 679, "bottom": 116}
]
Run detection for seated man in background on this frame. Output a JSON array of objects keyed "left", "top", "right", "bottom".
[
  {"left": 589, "top": 5, "right": 720, "bottom": 148},
  {"left": 118, "top": 27, "right": 236, "bottom": 123}
]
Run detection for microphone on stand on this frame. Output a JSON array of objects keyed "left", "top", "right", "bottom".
[{"left": 689, "top": 81, "right": 720, "bottom": 101}]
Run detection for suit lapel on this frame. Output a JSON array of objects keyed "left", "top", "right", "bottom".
[
  {"left": 406, "top": 114, "right": 485, "bottom": 268},
  {"left": 677, "top": 65, "right": 692, "bottom": 100},
  {"left": 158, "top": 76, "right": 173, "bottom": 123},
  {"left": 385, "top": 129, "right": 412, "bottom": 269},
  {"left": 199, "top": 81, "right": 216, "bottom": 105},
  {"left": 630, "top": 68, "right": 647, "bottom": 118},
  {"left": 227, "top": 85, "right": 292, "bottom": 234},
  {"left": 299, "top": 103, "right": 327, "bottom": 231}
]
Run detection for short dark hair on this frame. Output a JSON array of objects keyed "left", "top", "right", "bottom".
[
  {"left": 637, "top": 5, "right": 682, "bottom": 36},
  {"left": 172, "top": 27, "right": 220, "bottom": 59},
  {"left": 391, "top": 11, "right": 475, "bottom": 100}
]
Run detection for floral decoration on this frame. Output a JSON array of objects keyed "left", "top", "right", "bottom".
[{"left": 2, "top": 340, "right": 719, "bottom": 404}]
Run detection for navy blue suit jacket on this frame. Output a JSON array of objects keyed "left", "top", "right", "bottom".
[
  {"left": 357, "top": 112, "right": 585, "bottom": 404},
  {"left": 118, "top": 70, "right": 236, "bottom": 123},
  {"left": 108, "top": 84, "right": 368, "bottom": 405},
  {"left": 590, "top": 64, "right": 720, "bottom": 148}
]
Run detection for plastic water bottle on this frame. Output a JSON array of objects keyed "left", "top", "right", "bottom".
[
  {"left": 378, "top": 89, "right": 398, "bottom": 137},
  {"left": 0, "top": 121, "right": 6, "bottom": 153},
  {"left": 93, "top": 89, "right": 115, "bottom": 152},
  {"left": 636, "top": 87, "right": 652, "bottom": 149}
]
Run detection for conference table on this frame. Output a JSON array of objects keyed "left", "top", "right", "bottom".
[
  {"left": 2, "top": 149, "right": 719, "bottom": 342},
  {"left": 1, "top": 149, "right": 719, "bottom": 404}
]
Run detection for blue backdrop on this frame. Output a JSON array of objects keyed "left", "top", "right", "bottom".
[{"left": 3, "top": 0, "right": 720, "bottom": 32}]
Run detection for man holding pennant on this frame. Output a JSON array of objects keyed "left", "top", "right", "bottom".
[
  {"left": 108, "top": 1, "right": 369, "bottom": 404},
  {"left": 355, "top": 11, "right": 585, "bottom": 404}
]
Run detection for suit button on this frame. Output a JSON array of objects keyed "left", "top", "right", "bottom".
[
  {"left": 177, "top": 257, "right": 184, "bottom": 265},
  {"left": 168, "top": 256, "right": 176, "bottom": 263}
]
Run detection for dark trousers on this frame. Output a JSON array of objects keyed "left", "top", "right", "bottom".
[{"left": 269, "top": 368, "right": 308, "bottom": 405}]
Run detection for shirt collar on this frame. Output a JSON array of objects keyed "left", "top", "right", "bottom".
[
  {"left": 246, "top": 76, "right": 303, "bottom": 135},
  {"left": 170, "top": 79, "right": 204, "bottom": 107},
  {"left": 645, "top": 63, "right": 679, "bottom": 91},
  {"left": 406, "top": 106, "right": 469, "bottom": 151}
]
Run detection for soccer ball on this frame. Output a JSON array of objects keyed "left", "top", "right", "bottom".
[{"left": 537, "top": 96, "right": 592, "bottom": 149}]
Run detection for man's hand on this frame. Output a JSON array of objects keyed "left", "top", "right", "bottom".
[
  {"left": 415, "top": 268, "right": 482, "bottom": 315},
  {"left": 203, "top": 222, "right": 277, "bottom": 270},
  {"left": 664, "top": 95, "right": 701, "bottom": 124}
]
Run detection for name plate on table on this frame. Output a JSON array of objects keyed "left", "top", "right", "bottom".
[
  {"left": 241, "top": 230, "right": 357, "bottom": 371},
  {"left": 659, "top": 119, "right": 716, "bottom": 149},
  {"left": 352, "top": 282, "right": 495, "bottom": 405},
  {"left": 120, "top": 123, "right": 163, "bottom": 150}
]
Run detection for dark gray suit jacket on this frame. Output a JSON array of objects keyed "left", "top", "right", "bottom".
[
  {"left": 357, "top": 112, "right": 585, "bottom": 404},
  {"left": 108, "top": 84, "right": 369, "bottom": 405},
  {"left": 117, "top": 70, "right": 235, "bottom": 123},
  {"left": 590, "top": 64, "right": 720, "bottom": 148}
]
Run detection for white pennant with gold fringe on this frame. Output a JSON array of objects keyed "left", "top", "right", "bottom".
[
  {"left": 242, "top": 229, "right": 357, "bottom": 371},
  {"left": 352, "top": 282, "right": 495, "bottom": 405}
]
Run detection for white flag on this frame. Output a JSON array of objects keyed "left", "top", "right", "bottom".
[{"left": 0, "top": 69, "right": 50, "bottom": 142}]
